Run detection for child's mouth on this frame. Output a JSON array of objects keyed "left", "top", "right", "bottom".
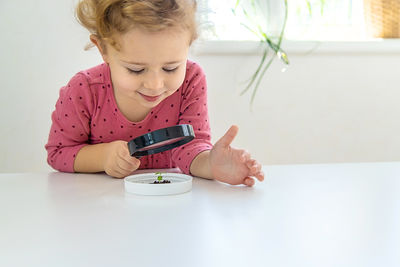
[{"left": 139, "top": 92, "right": 162, "bottom": 102}]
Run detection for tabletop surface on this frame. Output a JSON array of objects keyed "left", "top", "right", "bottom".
[{"left": 1, "top": 162, "right": 399, "bottom": 267}]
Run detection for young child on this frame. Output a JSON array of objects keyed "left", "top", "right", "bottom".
[{"left": 45, "top": 0, "right": 264, "bottom": 186}]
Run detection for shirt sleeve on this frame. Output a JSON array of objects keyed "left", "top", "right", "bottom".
[
  {"left": 45, "top": 73, "right": 95, "bottom": 172},
  {"left": 171, "top": 62, "right": 213, "bottom": 174}
]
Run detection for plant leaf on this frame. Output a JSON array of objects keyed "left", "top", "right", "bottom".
[
  {"left": 240, "top": 45, "right": 268, "bottom": 96},
  {"left": 250, "top": 55, "right": 276, "bottom": 106},
  {"left": 277, "top": 50, "right": 289, "bottom": 65},
  {"left": 306, "top": 0, "right": 312, "bottom": 16},
  {"left": 234, "top": 0, "right": 242, "bottom": 10},
  {"left": 240, "top": 22, "right": 264, "bottom": 40},
  {"left": 320, "top": 0, "right": 326, "bottom": 15}
]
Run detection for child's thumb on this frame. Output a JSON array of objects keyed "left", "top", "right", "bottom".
[
  {"left": 216, "top": 125, "right": 239, "bottom": 147},
  {"left": 130, "top": 156, "right": 141, "bottom": 168}
]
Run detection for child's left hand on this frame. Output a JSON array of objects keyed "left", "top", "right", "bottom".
[{"left": 209, "top": 125, "right": 265, "bottom": 186}]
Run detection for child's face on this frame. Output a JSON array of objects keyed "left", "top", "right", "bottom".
[{"left": 101, "top": 27, "right": 190, "bottom": 109}]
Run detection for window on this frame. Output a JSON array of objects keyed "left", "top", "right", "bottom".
[{"left": 199, "top": 0, "right": 368, "bottom": 41}]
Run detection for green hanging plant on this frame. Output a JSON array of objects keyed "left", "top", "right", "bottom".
[
  {"left": 232, "top": 0, "right": 289, "bottom": 106},
  {"left": 232, "top": 0, "right": 325, "bottom": 106}
]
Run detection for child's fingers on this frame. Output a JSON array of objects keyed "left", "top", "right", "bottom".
[
  {"left": 243, "top": 177, "right": 255, "bottom": 186},
  {"left": 254, "top": 171, "right": 265, "bottom": 182},
  {"left": 114, "top": 159, "right": 140, "bottom": 178},
  {"left": 244, "top": 158, "right": 263, "bottom": 173},
  {"left": 108, "top": 168, "right": 126, "bottom": 179},
  {"left": 251, "top": 163, "right": 263, "bottom": 175},
  {"left": 117, "top": 159, "right": 138, "bottom": 173},
  {"left": 242, "top": 156, "right": 265, "bottom": 182},
  {"left": 118, "top": 148, "right": 141, "bottom": 171},
  {"left": 245, "top": 161, "right": 259, "bottom": 175},
  {"left": 117, "top": 156, "right": 140, "bottom": 172},
  {"left": 240, "top": 150, "right": 251, "bottom": 163},
  {"left": 217, "top": 125, "right": 239, "bottom": 148}
]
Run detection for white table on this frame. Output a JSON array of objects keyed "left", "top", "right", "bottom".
[{"left": 1, "top": 162, "right": 399, "bottom": 267}]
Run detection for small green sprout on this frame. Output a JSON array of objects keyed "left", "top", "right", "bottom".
[
  {"left": 155, "top": 172, "right": 163, "bottom": 181},
  {"left": 152, "top": 172, "right": 171, "bottom": 184}
]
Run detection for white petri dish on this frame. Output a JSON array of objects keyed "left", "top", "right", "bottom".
[{"left": 124, "top": 172, "right": 193, "bottom": 196}]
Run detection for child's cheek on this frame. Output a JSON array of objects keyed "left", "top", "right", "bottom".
[
  {"left": 115, "top": 75, "right": 141, "bottom": 94},
  {"left": 176, "top": 65, "right": 187, "bottom": 88}
]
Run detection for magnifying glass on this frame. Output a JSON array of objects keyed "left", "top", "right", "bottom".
[{"left": 128, "top": 124, "right": 195, "bottom": 157}]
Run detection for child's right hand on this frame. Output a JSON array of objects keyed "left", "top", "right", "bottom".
[{"left": 103, "top": 140, "right": 141, "bottom": 178}]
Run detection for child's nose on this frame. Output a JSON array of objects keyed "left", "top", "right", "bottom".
[{"left": 144, "top": 72, "right": 164, "bottom": 91}]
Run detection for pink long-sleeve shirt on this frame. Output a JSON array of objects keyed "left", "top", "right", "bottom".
[{"left": 45, "top": 60, "right": 212, "bottom": 174}]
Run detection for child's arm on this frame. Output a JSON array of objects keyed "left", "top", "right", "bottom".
[
  {"left": 74, "top": 140, "right": 140, "bottom": 178},
  {"left": 190, "top": 125, "right": 264, "bottom": 186},
  {"left": 45, "top": 70, "right": 140, "bottom": 177}
]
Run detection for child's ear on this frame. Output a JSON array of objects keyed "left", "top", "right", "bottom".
[{"left": 90, "top": 34, "right": 109, "bottom": 63}]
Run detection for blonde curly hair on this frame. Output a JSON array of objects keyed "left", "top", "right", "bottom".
[{"left": 76, "top": 0, "right": 198, "bottom": 50}]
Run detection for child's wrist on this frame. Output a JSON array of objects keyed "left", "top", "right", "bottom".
[
  {"left": 190, "top": 150, "right": 213, "bottom": 179},
  {"left": 100, "top": 142, "right": 112, "bottom": 171}
]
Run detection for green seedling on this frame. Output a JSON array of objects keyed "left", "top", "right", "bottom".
[
  {"left": 155, "top": 172, "right": 163, "bottom": 182},
  {"left": 152, "top": 172, "right": 171, "bottom": 184}
]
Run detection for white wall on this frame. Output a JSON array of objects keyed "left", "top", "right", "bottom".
[
  {"left": 1, "top": 1, "right": 399, "bottom": 172},
  {"left": 191, "top": 50, "right": 400, "bottom": 165}
]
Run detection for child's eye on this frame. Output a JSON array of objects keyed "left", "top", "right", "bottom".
[
  {"left": 127, "top": 68, "right": 144, "bottom": 74},
  {"left": 163, "top": 67, "right": 178, "bottom": 73}
]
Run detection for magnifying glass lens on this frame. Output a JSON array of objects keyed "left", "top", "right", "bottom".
[
  {"left": 135, "top": 136, "right": 187, "bottom": 151},
  {"left": 128, "top": 124, "right": 195, "bottom": 157}
]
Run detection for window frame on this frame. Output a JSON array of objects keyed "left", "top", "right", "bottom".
[{"left": 194, "top": 0, "right": 400, "bottom": 55}]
